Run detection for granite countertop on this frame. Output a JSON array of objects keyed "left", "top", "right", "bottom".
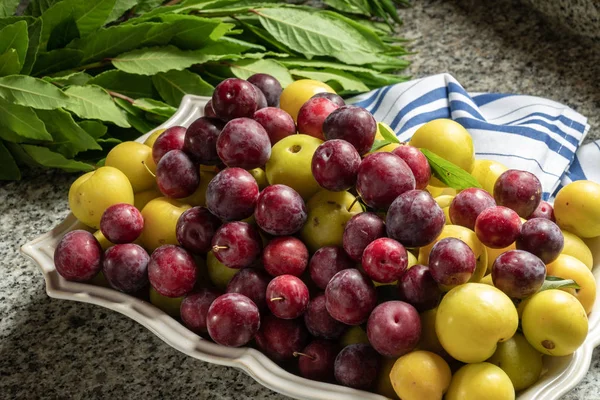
[{"left": 2, "top": 0, "right": 600, "bottom": 399}]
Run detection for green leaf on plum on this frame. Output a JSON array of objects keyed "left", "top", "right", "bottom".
[
  {"left": 420, "top": 148, "right": 483, "bottom": 191},
  {"left": 377, "top": 122, "right": 399, "bottom": 143},
  {"left": 369, "top": 139, "right": 392, "bottom": 152},
  {"left": 539, "top": 276, "right": 581, "bottom": 292}
]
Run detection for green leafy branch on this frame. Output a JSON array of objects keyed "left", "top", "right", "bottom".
[{"left": 0, "top": 0, "right": 411, "bottom": 180}]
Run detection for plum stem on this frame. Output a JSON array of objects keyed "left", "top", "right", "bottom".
[
  {"left": 292, "top": 352, "right": 315, "bottom": 360},
  {"left": 347, "top": 196, "right": 361, "bottom": 212},
  {"left": 269, "top": 297, "right": 284, "bottom": 301},
  {"left": 141, "top": 161, "right": 156, "bottom": 178},
  {"left": 212, "top": 245, "right": 229, "bottom": 252}
]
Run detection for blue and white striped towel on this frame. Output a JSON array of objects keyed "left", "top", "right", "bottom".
[{"left": 348, "top": 73, "right": 595, "bottom": 200}]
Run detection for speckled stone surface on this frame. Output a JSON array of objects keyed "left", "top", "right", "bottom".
[
  {"left": 522, "top": 0, "right": 600, "bottom": 39},
  {"left": 1, "top": 1, "right": 599, "bottom": 399},
  {"left": 402, "top": 0, "right": 600, "bottom": 143}
]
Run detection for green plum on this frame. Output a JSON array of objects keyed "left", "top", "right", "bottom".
[
  {"left": 150, "top": 286, "right": 183, "bottom": 317},
  {"left": 265, "top": 134, "right": 323, "bottom": 201},
  {"left": 487, "top": 333, "right": 543, "bottom": 391},
  {"left": 207, "top": 250, "right": 238, "bottom": 290},
  {"left": 300, "top": 190, "right": 362, "bottom": 252}
]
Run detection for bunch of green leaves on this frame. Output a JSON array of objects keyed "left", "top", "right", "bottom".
[
  {"left": 0, "top": 0, "right": 410, "bottom": 180},
  {"left": 322, "top": 0, "right": 410, "bottom": 26}
]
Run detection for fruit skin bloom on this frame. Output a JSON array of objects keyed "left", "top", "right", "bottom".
[
  {"left": 323, "top": 105, "right": 377, "bottom": 155},
  {"left": 311, "top": 139, "right": 361, "bottom": 191},
  {"left": 325, "top": 268, "right": 377, "bottom": 326},
  {"left": 334, "top": 344, "right": 381, "bottom": 390},
  {"left": 386, "top": 190, "right": 445, "bottom": 248},
  {"left": 356, "top": 152, "right": 416, "bottom": 210},
  {"left": 254, "top": 184, "right": 308, "bottom": 236},
  {"left": 148, "top": 245, "right": 197, "bottom": 298},
  {"left": 54, "top": 230, "right": 103, "bottom": 282},
  {"left": 216, "top": 118, "right": 272, "bottom": 169},
  {"left": 474, "top": 206, "right": 522, "bottom": 249},
  {"left": 206, "top": 293, "right": 261, "bottom": 347}
]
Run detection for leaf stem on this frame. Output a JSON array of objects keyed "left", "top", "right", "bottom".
[
  {"left": 108, "top": 91, "right": 135, "bottom": 104},
  {"left": 72, "top": 59, "right": 111, "bottom": 72}
]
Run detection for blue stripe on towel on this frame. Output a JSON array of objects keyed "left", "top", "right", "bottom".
[{"left": 346, "top": 74, "right": 590, "bottom": 197}]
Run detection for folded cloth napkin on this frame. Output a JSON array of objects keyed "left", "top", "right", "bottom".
[{"left": 348, "top": 73, "right": 594, "bottom": 200}]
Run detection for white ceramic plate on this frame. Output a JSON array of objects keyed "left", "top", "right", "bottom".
[{"left": 21, "top": 95, "right": 600, "bottom": 400}]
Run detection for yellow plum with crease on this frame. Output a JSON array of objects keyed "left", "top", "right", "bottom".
[
  {"left": 68, "top": 166, "right": 134, "bottom": 229},
  {"left": 436, "top": 283, "right": 518, "bottom": 363}
]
